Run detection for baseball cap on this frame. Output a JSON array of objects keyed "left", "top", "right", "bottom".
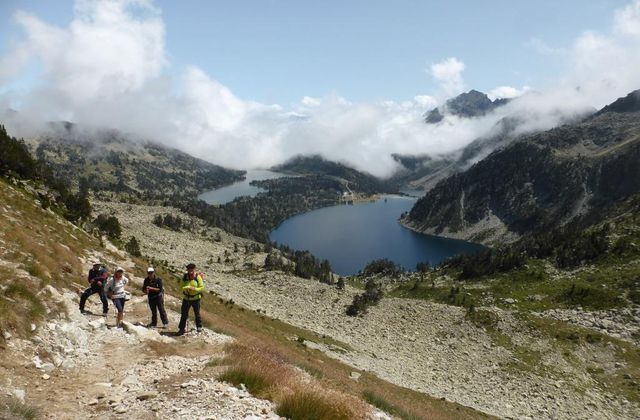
[
  {"left": 115, "top": 267, "right": 124, "bottom": 273},
  {"left": 147, "top": 267, "right": 155, "bottom": 273}
]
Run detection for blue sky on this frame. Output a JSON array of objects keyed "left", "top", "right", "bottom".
[
  {"left": 0, "top": 0, "right": 623, "bottom": 105},
  {"left": 1, "top": 0, "right": 639, "bottom": 175}
]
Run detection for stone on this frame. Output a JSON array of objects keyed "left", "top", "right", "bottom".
[
  {"left": 11, "top": 389, "right": 25, "bottom": 402},
  {"left": 42, "top": 374, "right": 50, "bottom": 380},
  {"left": 136, "top": 391, "right": 158, "bottom": 401},
  {"left": 30, "top": 324, "right": 36, "bottom": 332},
  {"left": 2, "top": 330, "right": 12, "bottom": 340},
  {"left": 350, "top": 371, "right": 361, "bottom": 380},
  {"left": 87, "top": 399, "right": 99, "bottom": 406},
  {"left": 41, "top": 363, "right": 56, "bottom": 372},
  {"left": 113, "top": 405, "right": 128, "bottom": 414}
]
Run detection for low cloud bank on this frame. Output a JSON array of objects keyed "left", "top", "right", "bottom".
[{"left": 2, "top": 0, "right": 640, "bottom": 177}]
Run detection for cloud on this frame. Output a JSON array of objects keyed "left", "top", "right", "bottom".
[
  {"left": 487, "top": 86, "right": 530, "bottom": 101},
  {"left": 2, "top": 0, "right": 640, "bottom": 179},
  {"left": 429, "top": 57, "right": 465, "bottom": 97}
]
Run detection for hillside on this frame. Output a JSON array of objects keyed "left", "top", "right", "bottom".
[
  {"left": 273, "top": 154, "right": 397, "bottom": 194},
  {"left": 27, "top": 124, "right": 244, "bottom": 201},
  {"left": 403, "top": 91, "right": 640, "bottom": 244},
  {"left": 0, "top": 172, "right": 481, "bottom": 419}
]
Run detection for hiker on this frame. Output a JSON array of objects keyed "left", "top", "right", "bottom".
[
  {"left": 142, "top": 266, "right": 168, "bottom": 328},
  {"left": 79, "top": 261, "right": 109, "bottom": 316},
  {"left": 177, "top": 263, "right": 204, "bottom": 336},
  {"left": 105, "top": 267, "right": 129, "bottom": 328}
]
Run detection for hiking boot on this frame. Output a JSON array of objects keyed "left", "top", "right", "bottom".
[
  {"left": 146, "top": 323, "right": 157, "bottom": 328},
  {"left": 162, "top": 324, "right": 169, "bottom": 329},
  {"left": 196, "top": 327, "right": 203, "bottom": 334},
  {"left": 80, "top": 309, "right": 87, "bottom": 315},
  {"left": 176, "top": 330, "right": 185, "bottom": 336}
]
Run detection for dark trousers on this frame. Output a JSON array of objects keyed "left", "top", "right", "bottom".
[
  {"left": 178, "top": 299, "right": 202, "bottom": 331},
  {"left": 79, "top": 284, "right": 108, "bottom": 314},
  {"left": 148, "top": 294, "right": 169, "bottom": 326}
]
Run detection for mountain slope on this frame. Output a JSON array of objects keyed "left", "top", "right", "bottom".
[
  {"left": 28, "top": 124, "right": 244, "bottom": 201},
  {"left": 403, "top": 92, "right": 640, "bottom": 244}
]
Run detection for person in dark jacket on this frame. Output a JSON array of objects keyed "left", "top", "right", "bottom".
[
  {"left": 79, "top": 261, "right": 109, "bottom": 316},
  {"left": 176, "top": 263, "right": 204, "bottom": 336},
  {"left": 142, "top": 267, "right": 168, "bottom": 328}
]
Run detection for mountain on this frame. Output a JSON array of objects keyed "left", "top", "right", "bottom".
[
  {"left": 403, "top": 90, "right": 640, "bottom": 244},
  {"left": 425, "top": 89, "right": 509, "bottom": 123},
  {"left": 272, "top": 154, "right": 397, "bottom": 194},
  {"left": 27, "top": 124, "right": 244, "bottom": 201}
]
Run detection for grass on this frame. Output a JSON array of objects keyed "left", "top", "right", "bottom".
[
  {"left": 216, "top": 343, "right": 368, "bottom": 419},
  {"left": 362, "top": 390, "right": 421, "bottom": 420},
  {"left": 0, "top": 396, "right": 40, "bottom": 420},
  {"left": 277, "top": 388, "right": 358, "bottom": 420}
]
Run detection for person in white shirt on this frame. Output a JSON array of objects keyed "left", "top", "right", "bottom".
[{"left": 105, "top": 267, "right": 129, "bottom": 328}]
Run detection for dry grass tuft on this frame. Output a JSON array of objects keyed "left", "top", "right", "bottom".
[
  {"left": 0, "top": 395, "right": 40, "bottom": 420},
  {"left": 218, "top": 342, "right": 368, "bottom": 419}
]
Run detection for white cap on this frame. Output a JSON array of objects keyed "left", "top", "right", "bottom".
[
  {"left": 147, "top": 267, "right": 155, "bottom": 273},
  {"left": 115, "top": 267, "right": 124, "bottom": 272}
]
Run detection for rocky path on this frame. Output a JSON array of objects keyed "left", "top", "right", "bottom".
[{"left": 0, "top": 275, "right": 283, "bottom": 419}]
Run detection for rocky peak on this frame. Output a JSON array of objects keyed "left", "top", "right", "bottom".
[
  {"left": 596, "top": 89, "right": 640, "bottom": 115},
  {"left": 425, "top": 89, "right": 509, "bottom": 123}
]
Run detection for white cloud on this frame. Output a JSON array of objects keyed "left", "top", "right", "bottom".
[
  {"left": 2, "top": 0, "right": 640, "bottom": 179},
  {"left": 487, "top": 86, "right": 530, "bottom": 101},
  {"left": 614, "top": 0, "right": 640, "bottom": 37},
  {"left": 430, "top": 57, "right": 465, "bottom": 97}
]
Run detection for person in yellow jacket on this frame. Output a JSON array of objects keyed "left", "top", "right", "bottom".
[{"left": 176, "top": 263, "right": 204, "bottom": 336}]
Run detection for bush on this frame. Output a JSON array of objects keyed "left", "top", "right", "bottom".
[
  {"left": 124, "top": 236, "right": 141, "bottom": 257},
  {"left": 94, "top": 214, "right": 122, "bottom": 239},
  {"left": 346, "top": 279, "right": 383, "bottom": 316},
  {"left": 0, "top": 395, "right": 40, "bottom": 420},
  {"left": 362, "top": 258, "right": 403, "bottom": 277}
]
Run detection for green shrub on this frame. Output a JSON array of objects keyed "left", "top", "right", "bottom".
[
  {"left": 124, "top": 236, "right": 141, "bottom": 257},
  {"left": 219, "top": 366, "right": 274, "bottom": 396},
  {"left": 556, "top": 283, "right": 623, "bottom": 310}
]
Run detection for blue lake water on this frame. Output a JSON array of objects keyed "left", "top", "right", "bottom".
[
  {"left": 269, "top": 195, "right": 484, "bottom": 275},
  {"left": 199, "top": 170, "right": 285, "bottom": 205}
]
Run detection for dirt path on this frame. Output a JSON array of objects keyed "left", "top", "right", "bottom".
[{"left": 1, "top": 276, "right": 282, "bottom": 419}]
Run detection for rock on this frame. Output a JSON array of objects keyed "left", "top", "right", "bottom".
[
  {"left": 504, "top": 298, "right": 517, "bottom": 304},
  {"left": 87, "top": 399, "right": 99, "bottom": 406},
  {"left": 121, "top": 375, "right": 139, "bottom": 386},
  {"left": 113, "top": 405, "right": 128, "bottom": 414},
  {"left": 41, "top": 363, "right": 56, "bottom": 372},
  {"left": 350, "top": 371, "right": 361, "bottom": 380},
  {"left": 2, "top": 330, "right": 12, "bottom": 340},
  {"left": 136, "top": 391, "right": 158, "bottom": 401},
  {"left": 11, "top": 389, "right": 26, "bottom": 402},
  {"left": 121, "top": 321, "right": 175, "bottom": 343},
  {"left": 181, "top": 380, "right": 199, "bottom": 388},
  {"left": 61, "top": 359, "right": 76, "bottom": 369},
  {"left": 42, "top": 374, "right": 50, "bottom": 380},
  {"left": 30, "top": 324, "right": 36, "bottom": 332}
]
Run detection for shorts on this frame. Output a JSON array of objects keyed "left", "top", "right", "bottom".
[{"left": 112, "top": 297, "right": 126, "bottom": 313}]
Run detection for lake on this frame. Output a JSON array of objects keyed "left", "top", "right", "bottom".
[
  {"left": 199, "top": 169, "right": 285, "bottom": 205},
  {"left": 269, "top": 195, "right": 484, "bottom": 275}
]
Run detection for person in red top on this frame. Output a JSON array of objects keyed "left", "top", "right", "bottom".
[{"left": 79, "top": 261, "right": 108, "bottom": 316}]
